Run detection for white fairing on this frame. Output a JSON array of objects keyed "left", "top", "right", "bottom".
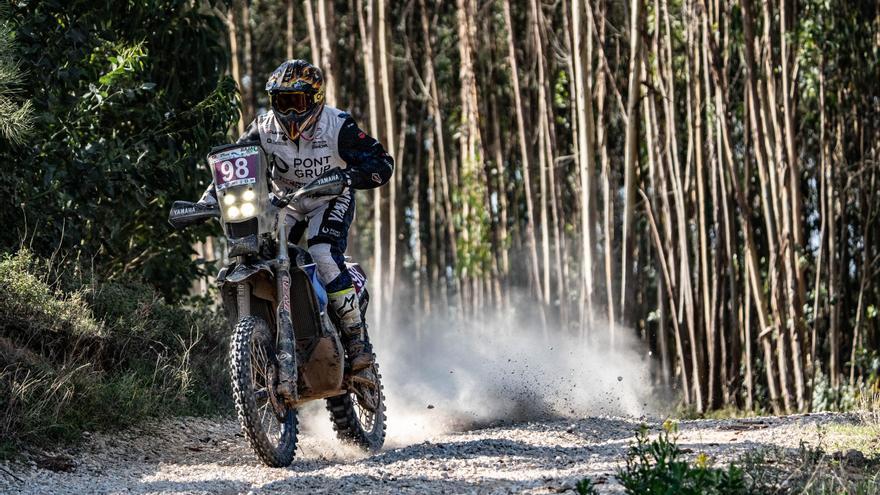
[
  {"left": 257, "top": 106, "right": 349, "bottom": 215},
  {"left": 206, "top": 144, "right": 272, "bottom": 237}
]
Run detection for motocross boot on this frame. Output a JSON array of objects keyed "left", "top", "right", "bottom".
[{"left": 328, "top": 287, "right": 374, "bottom": 372}]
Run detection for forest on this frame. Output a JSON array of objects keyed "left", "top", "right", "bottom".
[{"left": 0, "top": 0, "right": 878, "bottom": 427}]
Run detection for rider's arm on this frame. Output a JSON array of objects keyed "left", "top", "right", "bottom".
[
  {"left": 337, "top": 115, "right": 394, "bottom": 190},
  {"left": 198, "top": 120, "right": 261, "bottom": 204},
  {"left": 236, "top": 119, "right": 261, "bottom": 144}
]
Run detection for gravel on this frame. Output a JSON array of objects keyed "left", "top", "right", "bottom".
[{"left": 0, "top": 412, "right": 856, "bottom": 494}]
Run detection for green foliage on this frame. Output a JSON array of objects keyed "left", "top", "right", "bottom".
[
  {"left": 0, "top": 1, "right": 238, "bottom": 300},
  {"left": 454, "top": 164, "right": 493, "bottom": 278},
  {"left": 0, "top": 248, "right": 101, "bottom": 337},
  {"left": 576, "top": 421, "right": 880, "bottom": 494},
  {"left": 0, "top": 249, "right": 229, "bottom": 456},
  {"left": 811, "top": 365, "right": 880, "bottom": 412},
  {"left": 615, "top": 422, "right": 748, "bottom": 495},
  {"left": 0, "top": 6, "right": 33, "bottom": 144},
  {"left": 575, "top": 478, "right": 600, "bottom": 495},
  {"left": 579, "top": 421, "right": 748, "bottom": 495}
]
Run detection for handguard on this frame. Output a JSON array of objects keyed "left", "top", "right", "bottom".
[
  {"left": 289, "top": 169, "right": 349, "bottom": 214},
  {"left": 168, "top": 200, "right": 220, "bottom": 230}
]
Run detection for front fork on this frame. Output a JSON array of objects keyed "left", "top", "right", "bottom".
[
  {"left": 233, "top": 213, "right": 298, "bottom": 404},
  {"left": 273, "top": 268, "right": 297, "bottom": 401},
  {"left": 273, "top": 215, "right": 298, "bottom": 402}
]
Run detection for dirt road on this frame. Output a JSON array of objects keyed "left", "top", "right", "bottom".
[{"left": 0, "top": 411, "right": 859, "bottom": 494}]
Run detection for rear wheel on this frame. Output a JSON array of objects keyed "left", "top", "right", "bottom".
[
  {"left": 230, "top": 315, "right": 298, "bottom": 467},
  {"left": 325, "top": 334, "right": 386, "bottom": 452}
]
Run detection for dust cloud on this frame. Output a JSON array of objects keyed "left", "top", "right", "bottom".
[
  {"left": 376, "top": 302, "right": 654, "bottom": 446},
  {"left": 298, "top": 292, "right": 655, "bottom": 453}
]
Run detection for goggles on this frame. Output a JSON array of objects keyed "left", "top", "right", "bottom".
[{"left": 272, "top": 91, "right": 314, "bottom": 115}]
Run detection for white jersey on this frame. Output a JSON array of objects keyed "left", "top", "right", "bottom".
[
  {"left": 200, "top": 104, "right": 391, "bottom": 216},
  {"left": 255, "top": 106, "right": 349, "bottom": 192}
]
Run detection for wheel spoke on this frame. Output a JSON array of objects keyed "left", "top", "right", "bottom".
[
  {"left": 249, "top": 331, "right": 286, "bottom": 445},
  {"left": 349, "top": 365, "right": 380, "bottom": 433},
  {"left": 233, "top": 316, "right": 297, "bottom": 466}
]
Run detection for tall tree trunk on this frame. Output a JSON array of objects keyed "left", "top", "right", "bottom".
[
  {"left": 741, "top": 0, "right": 792, "bottom": 412},
  {"left": 660, "top": 0, "right": 699, "bottom": 410},
  {"left": 241, "top": 0, "right": 256, "bottom": 125},
  {"left": 571, "top": 0, "right": 597, "bottom": 336},
  {"left": 502, "top": 0, "right": 545, "bottom": 325},
  {"left": 594, "top": 0, "right": 615, "bottom": 332},
  {"left": 778, "top": 0, "right": 808, "bottom": 411},
  {"left": 286, "top": 0, "right": 295, "bottom": 60},
  {"left": 456, "top": 0, "right": 488, "bottom": 317},
  {"left": 316, "top": 0, "right": 338, "bottom": 105},
  {"left": 619, "top": 0, "right": 644, "bottom": 327},
  {"left": 304, "top": 0, "right": 321, "bottom": 63},
  {"left": 828, "top": 106, "right": 843, "bottom": 391},
  {"left": 377, "top": 0, "right": 397, "bottom": 310},
  {"left": 227, "top": 4, "right": 245, "bottom": 136},
  {"left": 528, "top": 0, "right": 551, "bottom": 312},
  {"left": 531, "top": 0, "right": 562, "bottom": 326},
  {"left": 701, "top": 8, "right": 782, "bottom": 411},
  {"left": 356, "top": 0, "right": 383, "bottom": 321},
  {"left": 687, "top": 1, "right": 712, "bottom": 409},
  {"left": 418, "top": 0, "right": 463, "bottom": 313}
]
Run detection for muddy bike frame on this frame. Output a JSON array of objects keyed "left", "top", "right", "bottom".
[{"left": 170, "top": 142, "right": 356, "bottom": 407}]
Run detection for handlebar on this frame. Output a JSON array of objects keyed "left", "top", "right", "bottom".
[
  {"left": 168, "top": 170, "right": 349, "bottom": 230},
  {"left": 287, "top": 170, "right": 348, "bottom": 214}
]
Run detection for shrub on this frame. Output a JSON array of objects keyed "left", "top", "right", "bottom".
[
  {"left": 616, "top": 421, "right": 748, "bottom": 495},
  {"left": 575, "top": 420, "right": 880, "bottom": 495},
  {"left": 0, "top": 249, "right": 102, "bottom": 339},
  {"left": 578, "top": 420, "right": 748, "bottom": 495},
  {"left": 0, "top": 249, "right": 229, "bottom": 457}
]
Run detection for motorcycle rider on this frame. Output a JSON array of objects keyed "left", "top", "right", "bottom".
[{"left": 199, "top": 60, "right": 393, "bottom": 372}]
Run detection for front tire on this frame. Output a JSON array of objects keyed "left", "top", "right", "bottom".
[
  {"left": 326, "top": 339, "right": 386, "bottom": 452},
  {"left": 230, "top": 315, "right": 298, "bottom": 467}
]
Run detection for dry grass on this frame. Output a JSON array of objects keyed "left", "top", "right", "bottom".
[
  {"left": 0, "top": 249, "right": 229, "bottom": 458},
  {"left": 738, "top": 440, "right": 880, "bottom": 495},
  {"left": 856, "top": 388, "right": 880, "bottom": 427}
]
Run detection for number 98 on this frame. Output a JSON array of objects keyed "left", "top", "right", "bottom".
[{"left": 220, "top": 158, "right": 250, "bottom": 182}]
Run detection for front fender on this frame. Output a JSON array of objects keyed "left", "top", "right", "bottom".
[
  {"left": 217, "top": 261, "right": 277, "bottom": 323},
  {"left": 222, "top": 261, "right": 274, "bottom": 284}
]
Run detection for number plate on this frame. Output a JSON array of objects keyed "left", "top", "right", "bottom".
[{"left": 209, "top": 146, "right": 260, "bottom": 191}]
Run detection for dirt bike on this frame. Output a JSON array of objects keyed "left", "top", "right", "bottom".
[{"left": 168, "top": 142, "right": 386, "bottom": 467}]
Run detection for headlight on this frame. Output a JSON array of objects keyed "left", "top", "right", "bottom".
[{"left": 221, "top": 187, "right": 260, "bottom": 222}]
